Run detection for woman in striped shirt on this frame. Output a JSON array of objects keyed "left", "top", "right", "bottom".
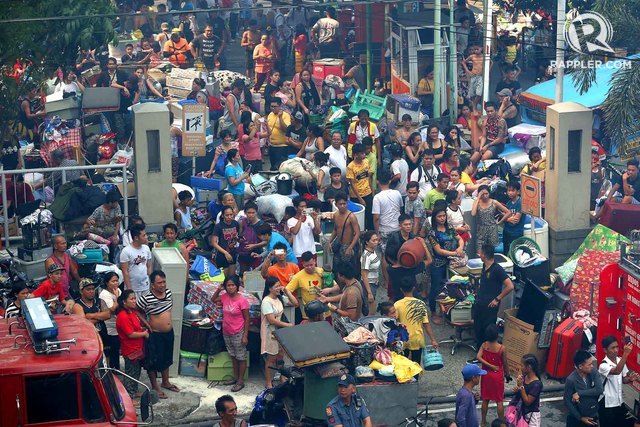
[{"left": 3, "top": 282, "right": 30, "bottom": 318}]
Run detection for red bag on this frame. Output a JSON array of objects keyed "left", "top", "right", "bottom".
[
  {"left": 208, "top": 94, "right": 224, "bottom": 112},
  {"left": 547, "top": 318, "right": 584, "bottom": 379},
  {"left": 374, "top": 347, "right": 392, "bottom": 365}
]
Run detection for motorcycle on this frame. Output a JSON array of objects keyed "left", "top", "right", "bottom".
[{"left": 249, "top": 365, "right": 306, "bottom": 427}]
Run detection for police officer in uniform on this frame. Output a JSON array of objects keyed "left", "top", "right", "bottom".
[{"left": 326, "top": 374, "right": 372, "bottom": 427}]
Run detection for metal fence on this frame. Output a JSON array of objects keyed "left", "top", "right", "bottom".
[{"left": 0, "top": 163, "right": 130, "bottom": 248}]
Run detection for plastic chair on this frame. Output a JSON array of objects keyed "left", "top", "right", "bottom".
[
  {"left": 437, "top": 303, "right": 477, "bottom": 356},
  {"left": 348, "top": 90, "right": 388, "bottom": 122}
]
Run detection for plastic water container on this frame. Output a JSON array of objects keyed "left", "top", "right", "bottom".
[
  {"left": 251, "top": 92, "right": 262, "bottom": 113},
  {"left": 523, "top": 216, "right": 549, "bottom": 259},
  {"left": 332, "top": 201, "right": 365, "bottom": 231}
]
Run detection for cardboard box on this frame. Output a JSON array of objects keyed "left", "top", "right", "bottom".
[{"left": 502, "top": 308, "right": 549, "bottom": 375}]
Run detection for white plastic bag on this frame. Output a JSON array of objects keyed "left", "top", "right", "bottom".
[
  {"left": 256, "top": 194, "right": 293, "bottom": 223},
  {"left": 278, "top": 158, "right": 318, "bottom": 186},
  {"left": 110, "top": 146, "right": 134, "bottom": 166}
]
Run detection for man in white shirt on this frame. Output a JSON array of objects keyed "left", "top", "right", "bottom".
[
  {"left": 410, "top": 149, "right": 441, "bottom": 200},
  {"left": 598, "top": 335, "right": 637, "bottom": 425},
  {"left": 312, "top": 7, "right": 340, "bottom": 58},
  {"left": 372, "top": 171, "right": 403, "bottom": 292},
  {"left": 390, "top": 144, "right": 409, "bottom": 196},
  {"left": 372, "top": 171, "right": 403, "bottom": 250},
  {"left": 287, "top": 197, "right": 321, "bottom": 267},
  {"left": 119, "top": 223, "right": 152, "bottom": 298},
  {"left": 324, "top": 131, "right": 348, "bottom": 176}
]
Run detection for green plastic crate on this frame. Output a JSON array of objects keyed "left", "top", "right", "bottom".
[
  {"left": 207, "top": 351, "right": 250, "bottom": 381},
  {"left": 348, "top": 90, "right": 388, "bottom": 122},
  {"left": 179, "top": 351, "right": 207, "bottom": 377}
]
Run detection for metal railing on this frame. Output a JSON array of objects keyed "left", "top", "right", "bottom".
[{"left": 0, "top": 163, "right": 130, "bottom": 249}]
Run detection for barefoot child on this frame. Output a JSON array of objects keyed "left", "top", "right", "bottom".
[{"left": 462, "top": 45, "right": 488, "bottom": 112}]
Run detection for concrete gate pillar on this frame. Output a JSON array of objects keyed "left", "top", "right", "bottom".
[
  {"left": 545, "top": 102, "right": 593, "bottom": 267},
  {"left": 132, "top": 103, "right": 173, "bottom": 228}
]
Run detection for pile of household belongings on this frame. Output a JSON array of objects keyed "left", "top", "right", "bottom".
[
  {"left": 436, "top": 276, "right": 475, "bottom": 322},
  {"left": 39, "top": 116, "right": 82, "bottom": 166},
  {"left": 333, "top": 316, "right": 420, "bottom": 383},
  {"left": 187, "top": 280, "right": 261, "bottom": 328},
  {"left": 552, "top": 225, "right": 628, "bottom": 317},
  {"left": 49, "top": 180, "right": 106, "bottom": 222}
]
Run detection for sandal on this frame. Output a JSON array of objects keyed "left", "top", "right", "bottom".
[
  {"left": 161, "top": 383, "right": 180, "bottom": 393},
  {"left": 222, "top": 379, "right": 237, "bottom": 386},
  {"left": 231, "top": 383, "right": 245, "bottom": 392}
]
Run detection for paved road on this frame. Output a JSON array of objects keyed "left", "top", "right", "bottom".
[{"left": 422, "top": 395, "right": 568, "bottom": 426}]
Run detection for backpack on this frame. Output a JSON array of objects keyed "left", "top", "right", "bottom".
[
  {"left": 357, "top": 280, "right": 369, "bottom": 316},
  {"left": 416, "top": 164, "right": 441, "bottom": 188},
  {"left": 207, "top": 93, "right": 224, "bottom": 112},
  {"left": 477, "top": 158, "right": 514, "bottom": 182}
]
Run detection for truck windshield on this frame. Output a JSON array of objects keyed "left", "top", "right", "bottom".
[{"left": 98, "top": 360, "right": 126, "bottom": 421}]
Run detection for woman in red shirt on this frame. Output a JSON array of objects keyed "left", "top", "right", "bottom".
[
  {"left": 293, "top": 24, "right": 308, "bottom": 74},
  {"left": 253, "top": 35, "right": 274, "bottom": 92},
  {"left": 116, "top": 290, "right": 149, "bottom": 402}
]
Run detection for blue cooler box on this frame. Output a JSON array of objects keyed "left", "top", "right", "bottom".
[{"left": 388, "top": 94, "right": 421, "bottom": 124}]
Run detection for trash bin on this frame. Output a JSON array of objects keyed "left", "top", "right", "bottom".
[{"left": 523, "top": 216, "right": 549, "bottom": 259}]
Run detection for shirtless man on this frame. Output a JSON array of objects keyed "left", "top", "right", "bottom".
[
  {"left": 395, "top": 114, "right": 415, "bottom": 146},
  {"left": 241, "top": 20, "right": 261, "bottom": 78},
  {"left": 461, "top": 45, "right": 489, "bottom": 112},
  {"left": 329, "top": 192, "right": 361, "bottom": 271},
  {"left": 137, "top": 271, "right": 180, "bottom": 399}
]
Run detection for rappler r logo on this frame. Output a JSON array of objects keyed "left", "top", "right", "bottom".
[{"left": 564, "top": 11, "right": 614, "bottom": 55}]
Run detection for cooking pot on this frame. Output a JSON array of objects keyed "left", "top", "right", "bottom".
[
  {"left": 183, "top": 304, "right": 205, "bottom": 322},
  {"left": 276, "top": 172, "right": 293, "bottom": 195}
]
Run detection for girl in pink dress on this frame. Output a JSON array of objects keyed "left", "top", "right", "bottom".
[{"left": 477, "top": 323, "right": 511, "bottom": 426}]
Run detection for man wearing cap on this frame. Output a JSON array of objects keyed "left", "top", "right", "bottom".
[
  {"left": 163, "top": 28, "right": 190, "bottom": 67},
  {"left": 45, "top": 235, "right": 82, "bottom": 299},
  {"left": 496, "top": 88, "right": 520, "bottom": 128},
  {"left": 326, "top": 374, "right": 372, "bottom": 427},
  {"left": 286, "top": 111, "right": 306, "bottom": 155},
  {"left": 72, "top": 278, "right": 110, "bottom": 332},
  {"left": 456, "top": 364, "right": 486, "bottom": 427},
  {"left": 158, "top": 22, "right": 172, "bottom": 45},
  {"left": 32, "top": 264, "right": 76, "bottom": 314}
]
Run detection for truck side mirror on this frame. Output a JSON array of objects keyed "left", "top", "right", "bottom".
[{"left": 140, "top": 390, "right": 152, "bottom": 422}]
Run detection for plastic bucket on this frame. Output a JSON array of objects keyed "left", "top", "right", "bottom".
[
  {"left": 276, "top": 173, "right": 293, "bottom": 195},
  {"left": 251, "top": 92, "right": 261, "bottom": 113}
]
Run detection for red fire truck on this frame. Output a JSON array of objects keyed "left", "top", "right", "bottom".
[
  {"left": 0, "top": 298, "right": 152, "bottom": 426},
  {"left": 598, "top": 235, "right": 640, "bottom": 417}
]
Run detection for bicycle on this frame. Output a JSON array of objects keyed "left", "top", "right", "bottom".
[{"left": 400, "top": 397, "right": 433, "bottom": 427}]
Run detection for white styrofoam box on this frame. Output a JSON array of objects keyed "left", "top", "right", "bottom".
[
  {"left": 450, "top": 304, "right": 473, "bottom": 322},
  {"left": 243, "top": 270, "right": 264, "bottom": 295}
]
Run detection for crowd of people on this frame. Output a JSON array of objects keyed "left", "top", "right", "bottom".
[{"left": 4, "top": 0, "right": 640, "bottom": 426}]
